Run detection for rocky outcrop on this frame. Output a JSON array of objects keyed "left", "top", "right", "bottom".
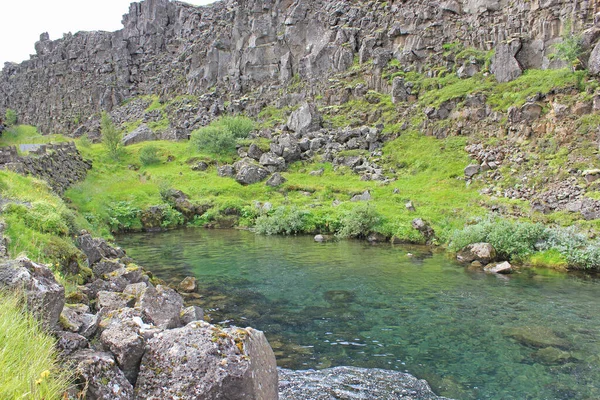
[
  {"left": 0, "top": 142, "right": 91, "bottom": 194},
  {"left": 1, "top": 0, "right": 597, "bottom": 136},
  {"left": 278, "top": 366, "right": 451, "bottom": 400}
]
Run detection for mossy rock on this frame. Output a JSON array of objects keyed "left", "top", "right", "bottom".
[{"left": 532, "top": 347, "right": 571, "bottom": 365}]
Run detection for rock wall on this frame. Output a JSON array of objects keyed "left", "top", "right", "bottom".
[
  {"left": 0, "top": 142, "right": 91, "bottom": 194},
  {"left": 1, "top": 0, "right": 599, "bottom": 135}
]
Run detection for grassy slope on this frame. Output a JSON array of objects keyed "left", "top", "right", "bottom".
[{"left": 0, "top": 291, "right": 71, "bottom": 399}]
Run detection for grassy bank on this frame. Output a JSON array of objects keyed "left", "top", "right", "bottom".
[{"left": 0, "top": 291, "right": 71, "bottom": 399}]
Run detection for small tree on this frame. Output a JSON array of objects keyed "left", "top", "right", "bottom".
[
  {"left": 5, "top": 109, "right": 17, "bottom": 126},
  {"left": 101, "top": 112, "right": 122, "bottom": 160},
  {"left": 550, "top": 21, "right": 584, "bottom": 71}
]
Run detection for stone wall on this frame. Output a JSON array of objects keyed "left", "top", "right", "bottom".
[
  {"left": 1, "top": 0, "right": 599, "bottom": 135},
  {"left": 0, "top": 142, "right": 91, "bottom": 194}
]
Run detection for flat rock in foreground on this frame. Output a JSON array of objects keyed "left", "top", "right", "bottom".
[{"left": 278, "top": 366, "right": 451, "bottom": 400}]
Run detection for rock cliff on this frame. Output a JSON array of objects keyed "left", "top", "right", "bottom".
[{"left": 1, "top": 0, "right": 599, "bottom": 136}]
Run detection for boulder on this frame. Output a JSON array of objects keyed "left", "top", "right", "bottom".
[
  {"left": 351, "top": 190, "right": 371, "bottom": 202},
  {"left": 412, "top": 218, "right": 436, "bottom": 244},
  {"left": 391, "top": 77, "right": 408, "bottom": 103},
  {"left": 55, "top": 331, "right": 89, "bottom": 356},
  {"left": 178, "top": 276, "right": 198, "bottom": 293},
  {"left": 93, "top": 258, "right": 123, "bottom": 278},
  {"left": 69, "top": 349, "right": 134, "bottom": 400},
  {"left": 122, "top": 124, "right": 156, "bottom": 146},
  {"left": 259, "top": 152, "right": 286, "bottom": 171},
  {"left": 589, "top": 40, "right": 600, "bottom": 75},
  {"left": 135, "top": 321, "right": 278, "bottom": 400},
  {"left": 0, "top": 257, "right": 65, "bottom": 330},
  {"left": 484, "top": 261, "right": 513, "bottom": 274},
  {"left": 456, "top": 243, "right": 497, "bottom": 265},
  {"left": 100, "top": 319, "right": 145, "bottom": 384},
  {"left": 490, "top": 40, "right": 523, "bottom": 83},
  {"left": 405, "top": 201, "right": 416, "bottom": 212},
  {"left": 97, "top": 291, "right": 136, "bottom": 314},
  {"left": 60, "top": 304, "right": 98, "bottom": 338},
  {"left": 137, "top": 285, "right": 184, "bottom": 329},
  {"left": 464, "top": 164, "right": 481, "bottom": 178},
  {"left": 287, "top": 103, "right": 322, "bottom": 134},
  {"left": 78, "top": 234, "right": 124, "bottom": 266},
  {"left": 247, "top": 143, "right": 264, "bottom": 160},
  {"left": 235, "top": 160, "right": 270, "bottom": 185},
  {"left": 266, "top": 173, "right": 287, "bottom": 187},
  {"left": 218, "top": 165, "right": 236, "bottom": 178},
  {"left": 191, "top": 161, "right": 209, "bottom": 171},
  {"left": 181, "top": 305, "right": 204, "bottom": 325}
]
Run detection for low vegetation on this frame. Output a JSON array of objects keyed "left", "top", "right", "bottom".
[
  {"left": 190, "top": 115, "right": 255, "bottom": 156},
  {"left": 0, "top": 291, "right": 71, "bottom": 399}
]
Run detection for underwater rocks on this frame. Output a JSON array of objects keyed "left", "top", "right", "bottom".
[
  {"left": 278, "top": 366, "right": 451, "bottom": 400},
  {"left": 504, "top": 326, "right": 571, "bottom": 349}
]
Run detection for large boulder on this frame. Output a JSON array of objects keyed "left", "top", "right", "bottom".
[
  {"left": 122, "top": 124, "right": 156, "bottom": 146},
  {"left": 456, "top": 243, "right": 497, "bottom": 265},
  {"left": 490, "top": 40, "right": 523, "bottom": 83},
  {"left": 589, "top": 41, "right": 600, "bottom": 76},
  {"left": 137, "top": 285, "right": 184, "bottom": 329},
  {"left": 78, "top": 234, "right": 124, "bottom": 266},
  {"left": 287, "top": 103, "right": 322, "bottom": 134},
  {"left": 135, "top": 321, "right": 278, "bottom": 400},
  {"left": 234, "top": 159, "right": 270, "bottom": 185},
  {"left": 69, "top": 349, "right": 134, "bottom": 400},
  {"left": 100, "top": 318, "right": 146, "bottom": 384},
  {"left": 0, "top": 257, "right": 65, "bottom": 330}
]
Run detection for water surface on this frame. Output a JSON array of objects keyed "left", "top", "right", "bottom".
[{"left": 116, "top": 228, "right": 600, "bottom": 399}]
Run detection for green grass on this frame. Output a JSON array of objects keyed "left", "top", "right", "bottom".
[
  {"left": 0, "top": 290, "right": 71, "bottom": 399},
  {"left": 0, "top": 125, "right": 69, "bottom": 151}
]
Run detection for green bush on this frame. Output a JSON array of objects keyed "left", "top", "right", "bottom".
[
  {"left": 254, "top": 206, "right": 309, "bottom": 235},
  {"left": 101, "top": 112, "right": 122, "bottom": 160},
  {"left": 190, "top": 115, "right": 255, "bottom": 156},
  {"left": 107, "top": 201, "right": 142, "bottom": 232},
  {"left": 5, "top": 109, "right": 17, "bottom": 126},
  {"left": 449, "top": 218, "right": 546, "bottom": 261},
  {"left": 190, "top": 125, "right": 237, "bottom": 155},
  {"left": 336, "top": 204, "right": 381, "bottom": 239},
  {"left": 139, "top": 144, "right": 161, "bottom": 166},
  {"left": 0, "top": 291, "right": 71, "bottom": 399}
]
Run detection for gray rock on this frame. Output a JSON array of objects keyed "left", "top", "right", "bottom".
[
  {"left": 218, "top": 165, "right": 236, "bottom": 178},
  {"left": 180, "top": 305, "right": 204, "bottom": 325},
  {"left": 392, "top": 76, "right": 408, "bottom": 103},
  {"left": 0, "top": 257, "right": 65, "bottom": 330},
  {"left": 136, "top": 321, "right": 278, "bottom": 400},
  {"left": 412, "top": 218, "right": 436, "bottom": 244},
  {"left": 457, "top": 243, "right": 497, "bottom": 265},
  {"left": 464, "top": 164, "right": 481, "bottom": 178},
  {"left": 309, "top": 168, "right": 324, "bottom": 176},
  {"left": 137, "top": 285, "right": 183, "bottom": 329},
  {"left": 78, "top": 234, "right": 123, "bottom": 266},
  {"left": 247, "top": 143, "right": 264, "bottom": 160},
  {"left": 235, "top": 160, "right": 270, "bottom": 185},
  {"left": 122, "top": 124, "right": 156, "bottom": 146},
  {"left": 55, "top": 331, "right": 89, "bottom": 356},
  {"left": 278, "top": 366, "right": 450, "bottom": 400},
  {"left": 69, "top": 349, "right": 134, "bottom": 400},
  {"left": 490, "top": 40, "right": 522, "bottom": 83},
  {"left": 484, "top": 261, "right": 513, "bottom": 274},
  {"left": 287, "top": 103, "right": 322, "bottom": 134},
  {"left": 351, "top": 190, "right": 371, "bottom": 202},
  {"left": 589, "top": 41, "right": 600, "bottom": 76},
  {"left": 259, "top": 152, "right": 286, "bottom": 171},
  {"left": 60, "top": 303, "right": 98, "bottom": 338},
  {"left": 191, "top": 161, "right": 209, "bottom": 171},
  {"left": 266, "top": 173, "right": 287, "bottom": 187},
  {"left": 93, "top": 258, "right": 122, "bottom": 278},
  {"left": 100, "top": 319, "right": 145, "bottom": 384},
  {"left": 97, "top": 291, "right": 135, "bottom": 313},
  {"left": 406, "top": 201, "right": 416, "bottom": 212}
]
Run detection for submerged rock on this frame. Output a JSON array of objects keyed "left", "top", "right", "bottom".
[
  {"left": 505, "top": 326, "right": 571, "bottom": 349},
  {"left": 278, "top": 366, "right": 451, "bottom": 399},
  {"left": 484, "top": 261, "right": 512, "bottom": 274}
]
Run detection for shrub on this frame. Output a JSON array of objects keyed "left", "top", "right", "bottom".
[
  {"left": 449, "top": 218, "right": 546, "bottom": 261},
  {"left": 5, "top": 109, "right": 17, "bottom": 126},
  {"left": 0, "top": 291, "right": 71, "bottom": 399},
  {"left": 107, "top": 201, "right": 141, "bottom": 232},
  {"left": 190, "top": 125, "right": 237, "bottom": 155},
  {"left": 190, "top": 115, "right": 255, "bottom": 156},
  {"left": 254, "top": 206, "right": 309, "bottom": 235},
  {"left": 336, "top": 204, "right": 381, "bottom": 239},
  {"left": 101, "top": 112, "right": 122, "bottom": 160},
  {"left": 139, "top": 144, "right": 161, "bottom": 166}
]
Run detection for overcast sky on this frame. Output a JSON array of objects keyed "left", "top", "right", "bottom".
[{"left": 0, "top": 0, "right": 214, "bottom": 66}]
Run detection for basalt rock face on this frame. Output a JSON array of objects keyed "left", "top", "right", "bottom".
[{"left": 1, "top": 0, "right": 597, "bottom": 136}]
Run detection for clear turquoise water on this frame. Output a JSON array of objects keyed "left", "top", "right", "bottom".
[{"left": 116, "top": 228, "right": 600, "bottom": 399}]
